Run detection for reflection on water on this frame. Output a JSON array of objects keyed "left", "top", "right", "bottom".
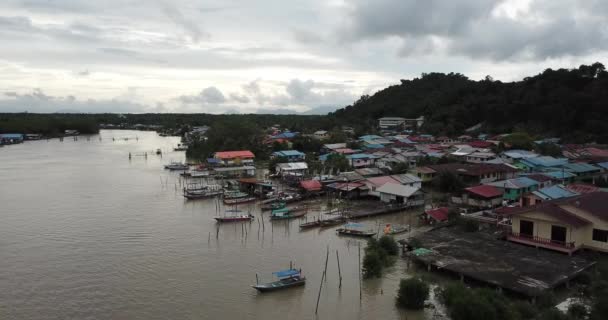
[{"left": 0, "top": 130, "right": 434, "bottom": 320}]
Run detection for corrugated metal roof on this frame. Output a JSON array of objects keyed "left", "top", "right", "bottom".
[
  {"left": 533, "top": 185, "right": 578, "bottom": 200},
  {"left": 273, "top": 150, "right": 304, "bottom": 157},
  {"left": 214, "top": 150, "right": 255, "bottom": 159},
  {"left": 377, "top": 183, "right": 420, "bottom": 197}
]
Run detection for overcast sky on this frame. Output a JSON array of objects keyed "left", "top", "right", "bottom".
[{"left": 0, "top": 0, "right": 606, "bottom": 114}]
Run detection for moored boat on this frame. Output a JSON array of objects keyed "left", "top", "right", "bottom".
[
  {"left": 174, "top": 144, "right": 188, "bottom": 151},
  {"left": 223, "top": 196, "right": 257, "bottom": 205},
  {"left": 384, "top": 224, "right": 409, "bottom": 235},
  {"left": 336, "top": 223, "right": 376, "bottom": 237},
  {"left": 319, "top": 217, "right": 346, "bottom": 228},
  {"left": 252, "top": 269, "right": 306, "bottom": 292},
  {"left": 299, "top": 220, "right": 321, "bottom": 229},
  {"left": 164, "top": 162, "right": 189, "bottom": 171},
  {"left": 214, "top": 210, "right": 254, "bottom": 222},
  {"left": 270, "top": 207, "right": 307, "bottom": 220},
  {"left": 223, "top": 191, "right": 249, "bottom": 199},
  {"left": 261, "top": 201, "right": 286, "bottom": 211}
]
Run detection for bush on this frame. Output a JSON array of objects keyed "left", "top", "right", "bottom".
[
  {"left": 397, "top": 278, "right": 429, "bottom": 310},
  {"left": 449, "top": 294, "right": 497, "bottom": 320},
  {"left": 512, "top": 301, "right": 536, "bottom": 320},
  {"left": 537, "top": 308, "right": 568, "bottom": 320},
  {"left": 378, "top": 235, "right": 399, "bottom": 256},
  {"left": 362, "top": 250, "right": 382, "bottom": 278},
  {"left": 568, "top": 303, "right": 588, "bottom": 319},
  {"left": 440, "top": 283, "right": 469, "bottom": 308}
]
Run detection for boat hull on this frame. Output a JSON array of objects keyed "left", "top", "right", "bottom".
[
  {"left": 223, "top": 197, "right": 257, "bottom": 205},
  {"left": 336, "top": 228, "right": 376, "bottom": 237},
  {"left": 214, "top": 216, "right": 254, "bottom": 222},
  {"left": 252, "top": 277, "right": 306, "bottom": 292}
]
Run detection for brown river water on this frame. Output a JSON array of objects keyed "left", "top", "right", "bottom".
[{"left": 0, "top": 130, "right": 438, "bottom": 320}]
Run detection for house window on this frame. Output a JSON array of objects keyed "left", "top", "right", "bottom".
[{"left": 592, "top": 229, "right": 608, "bottom": 242}]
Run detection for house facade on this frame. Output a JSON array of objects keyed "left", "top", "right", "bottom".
[
  {"left": 272, "top": 150, "right": 305, "bottom": 162},
  {"left": 213, "top": 150, "right": 255, "bottom": 166},
  {"left": 506, "top": 192, "right": 608, "bottom": 254}
]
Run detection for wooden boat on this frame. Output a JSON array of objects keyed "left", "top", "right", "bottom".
[
  {"left": 184, "top": 189, "right": 223, "bottom": 199},
  {"left": 252, "top": 269, "right": 306, "bottom": 292},
  {"left": 270, "top": 207, "right": 307, "bottom": 220},
  {"left": 261, "top": 201, "right": 286, "bottom": 211},
  {"left": 223, "top": 191, "right": 249, "bottom": 199},
  {"left": 319, "top": 217, "right": 346, "bottom": 228},
  {"left": 223, "top": 197, "right": 257, "bottom": 205},
  {"left": 336, "top": 223, "right": 376, "bottom": 237},
  {"left": 156, "top": 148, "right": 162, "bottom": 155},
  {"left": 213, "top": 210, "right": 254, "bottom": 222},
  {"left": 164, "top": 162, "right": 189, "bottom": 170},
  {"left": 299, "top": 220, "right": 321, "bottom": 229},
  {"left": 174, "top": 144, "right": 188, "bottom": 151},
  {"left": 385, "top": 224, "right": 410, "bottom": 235}
]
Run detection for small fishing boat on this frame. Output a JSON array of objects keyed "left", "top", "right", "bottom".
[
  {"left": 336, "top": 223, "right": 376, "bottom": 238},
  {"left": 319, "top": 217, "right": 346, "bottom": 228},
  {"left": 164, "top": 162, "right": 189, "bottom": 171},
  {"left": 184, "top": 188, "right": 223, "bottom": 199},
  {"left": 223, "top": 197, "right": 257, "bottom": 205},
  {"left": 214, "top": 211, "right": 254, "bottom": 222},
  {"left": 299, "top": 220, "right": 321, "bottom": 229},
  {"left": 384, "top": 224, "right": 410, "bottom": 235},
  {"left": 156, "top": 148, "right": 162, "bottom": 155},
  {"left": 261, "top": 201, "right": 286, "bottom": 211},
  {"left": 223, "top": 191, "right": 249, "bottom": 199},
  {"left": 174, "top": 144, "right": 188, "bottom": 151},
  {"left": 252, "top": 269, "right": 306, "bottom": 292},
  {"left": 270, "top": 207, "right": 307, "bottom": 220}
]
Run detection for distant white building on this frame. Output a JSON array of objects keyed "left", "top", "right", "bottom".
[
  {"left": 378, "top": 116, "right": 424, "bottom": 132},
  {"left": 313, "top": 130, "right": 329, "bottom": 140}
]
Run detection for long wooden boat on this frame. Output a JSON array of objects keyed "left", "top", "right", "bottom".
[
  {"left": 386, "top": 224, "right": 409, "bottom": 235},
  {"left": 336, "top": 223, "right": 376, "bottom": 237},
  {"left": 164, "top": 162, "right": 189, "bottom": 170},
  {"left": 223, "top": 191, "right": 249, "bottom": 199},
  {"left": 184, "top": 189, "right": 223, "bottom": 199},
  {"left": 299, "top": 220, "right": 321, "bottom": 229},
  {"left": 214, "top": 213, "right": 254, "bottom": 222},
  {"left": 252, "top": 269, "right": 306, "bottom": 292},
  {"left": 223, "top": 197, "right": 257, "bottom": 205},
  {"left": 270, "top": 207, "right": 308, "bottom": 220},
  {"left": 261, "top": 201, "right": 286, "bottom": 211},
  {"left": 319, "top": 217, "right": 346, "bottom": 228}
]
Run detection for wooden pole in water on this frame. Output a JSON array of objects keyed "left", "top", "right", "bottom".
[
  {"left": 358, "top": 242, "right": 362, "bottom": 301},
  {"left": 315, "top": 246, "right": 330, "bottom": 314},
  {"left": 336, "top": 250, "right": 342, "bottom": 288},
  {"left": 256, "top": 273, "right": 259, "bottom": 284},
  {"left": 324, "top": 245, "right": 329, "bottom": 283}
]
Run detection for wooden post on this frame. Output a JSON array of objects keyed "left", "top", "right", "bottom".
[
  {"left": 256, "top": 273, "right": 259, "bottom": 284},
  {"left": 315, "top": 246, "right": 330, "bottom": 314},
  {"left": 336, "top": 250, "right": 342, "bottom": 288},
  {"left": 358, "top": 242, "right": 362, "bottom": 301}
]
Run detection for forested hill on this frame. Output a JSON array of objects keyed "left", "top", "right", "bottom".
[{"left": 331, "top": 63, "right": 608, "bottom": 143}]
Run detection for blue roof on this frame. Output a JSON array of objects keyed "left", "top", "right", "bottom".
[
  {"left": 519, "top": 156, "right": 568, "bottom": 168},
  {"left": 273, "top": 132, "right": 298, "bottom": 139},
  {"left": 597, "top": 162, "right": 608, "bottom": 170},
  {"left": 562, "top": 162, "right": 601, "bottom": 173},
  {"left": 0, "top": 133, "right": 24, "bottom": 139},
  {"left": 359, "top": 135, "right": 383, "bottom": 141},
  {"left": 347, "top": 153, "right": 376, "bottom": 159},
  {"left": 362, "top": 144, "right": 385, "bottom": 149},
  {"left": 395, "top": 137, "right": 416, "bottom": 144},
  {"left": 533, "top": 185, "right": 578, "bottom": 200},
  {"left": 542, "top": 171, "right": 576, "bottom": 179},
  {"left": 273, "top": 150, "right": 304, "bottom": 157},
  {"left": 273, "top": 269, "right": 300, "bottom": 278}
]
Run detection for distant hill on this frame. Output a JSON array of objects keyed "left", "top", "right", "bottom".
[{"left": 330, "top": 63, "right": 608, "bottom": 143}]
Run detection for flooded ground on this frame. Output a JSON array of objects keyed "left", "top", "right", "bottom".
[{"left": 0, "top": 130, "right": 439, "bottom": 320}]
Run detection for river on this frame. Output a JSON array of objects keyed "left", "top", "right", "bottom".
[{"left": 0, "top": 130, "right": 436, "bottom": 320}]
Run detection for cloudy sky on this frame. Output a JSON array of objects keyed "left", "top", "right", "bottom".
[{"left": 0, "top": 0, "right": 607, "bottom": 114}]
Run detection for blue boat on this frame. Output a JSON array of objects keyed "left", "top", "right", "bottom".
[{"left": 252, "top": 269, "right": 306, "bottom": 292}]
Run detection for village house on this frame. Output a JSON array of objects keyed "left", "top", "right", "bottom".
[
  {"left": 522, "top": 185, "right": 579, "bottom": 207},
  {"left": 500, "top": 149, "right": 539, "bottom": 164},
  {"left": 213, "top": 150, "right": 255, "bottom": 166},
  {"left": 271, "top": 150, "right": 306, "bottom": 162},
  {"left": 414, "top": 163, "right": 518, "bottom": 185},
  {"left": 299, "top": 180, "right": 323, "bottom": 195},
  {"left": 377, "top": 183, "right": 424, "bottom": 207},
  {"left": 524, "top": 174, "right": 554, "bottom": 189},
  {"left": 486, "top": 177, "right": 540, "bottom": 203},
  {"left": 346, "top": 153, "right": 377, "bottom": 168},
  {"left": 517, "top": 156, "right": 569, "bottom": 172},
  {"left": 321, "top": 143, "right": 347, "bottom": 154},
  {"left": 505, "top": 192, "right": 608, "bottom": 254},
  {"left": 422, "top": 207, "right": 450, "bottom": 224},
  {"left": 377, "top": 116, "right": 424, "bottom": 132},
  {"left": 275, "top": 162, "right": 308, "bottom": 178},
  {"left": 465, "top": 151, "right": 497, "bottom": 163},
  {"left": 313, "top": 130, "right": 329, "bottom": 140},
  {"left": 452, "top": 185, "right": 504, "bottom": 209},
  {"left": 562, "top": 162, "right": 602, "bottom": 178}
]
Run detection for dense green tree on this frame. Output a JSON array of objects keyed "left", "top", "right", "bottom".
[
  {"left": 396, "top": 278, "right": 429, "bottom": 310},
  {"left": 378, "top": 235, "right": 399, "bottom": 256},
  {"left": 362, "top": 250, "right": 382, "bottom": 278},
  {"left": 536, "top": 143, "right": 563, "bottom": 157}
]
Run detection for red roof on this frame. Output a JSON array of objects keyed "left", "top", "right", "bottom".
[
  {"left": 469, "top": 140, "right": 494, "bottom": 148},
  {"left": 425, "top": 207, "right": 449, "bottom": 221},
  {"left": 215, "top": 150, "right": 255, "bottom": 159},
  {"left": 300, "top": 180, "right": 322, "bottom": 191},
  {"left": 465, "top": 185, "right": 503, "bottom": 198},
  {"left": 566, "top": 183, "right": 599, "bottom": 194}
]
